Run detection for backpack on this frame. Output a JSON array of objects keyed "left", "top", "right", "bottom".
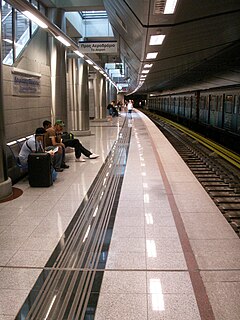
[{"left": 62, "top": 132, "right": 74, "bottom": 141}]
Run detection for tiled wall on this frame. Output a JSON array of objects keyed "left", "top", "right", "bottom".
[{"left": 2, "top": 30, "right": 52, "bottom": 142}]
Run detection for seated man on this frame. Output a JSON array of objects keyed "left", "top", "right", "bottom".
[
  {"left": 43, "top": 120, "right": 99, "bottom": 162},
  {"left": 18, "top": 127, "right": 59, "bottom": 179},
  {"left": 44, "top": 120, "right": 70, "bottom": 169}
]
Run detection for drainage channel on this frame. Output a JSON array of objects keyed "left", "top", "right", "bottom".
[{"left": 16, "top": 116, "right": 132, "bottom": 320}]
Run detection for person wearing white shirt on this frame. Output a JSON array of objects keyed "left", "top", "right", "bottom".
[{"left": 19, "top": 127, "right": 58, "bottom": 181}]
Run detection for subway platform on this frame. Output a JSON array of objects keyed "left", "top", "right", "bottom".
[{"left": 0, "top": 110, "right": 239, "bottom": 320}]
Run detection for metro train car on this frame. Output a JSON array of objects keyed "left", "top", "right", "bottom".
[{"left": 147, "top": 87, "right": 240, "bottom": 152}]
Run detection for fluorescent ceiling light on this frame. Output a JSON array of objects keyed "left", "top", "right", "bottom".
[
  {"left": 146, "top": 52, "right": 158, "bottom": 59},
  {"left": 93, "top": 65, "right": 100, "bottom": 70},
  {"left": 141, "top": 74, "right": 147, "bottom": 78},
  {"left": 100, "top": 70, "right": 104, "bottom": 74},
  {"left": 55, "top": 36, "right": 71, "bottom": 47},
  {"left": 23, "top": 11, "right": 48, "bottom": 29},
  {"left": 4, "top": 39, "right": 22, "bottom": 47},
  {"left": 86, "top": 60, "right": 93, "bottom": 65},
  {"left": 74, "top": 50, "right": 84, "bottom": 58},
  {"left": 3, "top": 38, "right": 13, "bottom": 44},
  {"left": 144, "top": 64, "right": 153, "bottom": 68},
  {"left": 164, "top": 0, "right": 178, "bottom": 14},
  {"left": 142, "top": 70, "right": 150, "bottom": 74},
  {"left": 149, "top": 35, "right": 165, "bottom": 45}
]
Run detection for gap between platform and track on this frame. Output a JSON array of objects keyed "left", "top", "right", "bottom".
[{"left": 15, "top": 115, "right": 132, "bottom": 320}]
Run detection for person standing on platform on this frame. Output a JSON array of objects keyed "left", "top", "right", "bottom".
[{"left": 127, "top": 100, "right": 133, "bottom": 115}]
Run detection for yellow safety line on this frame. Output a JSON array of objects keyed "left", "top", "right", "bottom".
[{"left": 144, "top": 110, "right": 240, "bottom": 169}]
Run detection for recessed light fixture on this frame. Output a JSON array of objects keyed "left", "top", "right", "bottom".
[
  {"left": 55, "top": 36, "right": 71, "bottom": 47},
  {"left": 149, "top": 35, "right": 165, "bottom": 45},
  {"left": 146, "top": 52, "right": 158, "bottom": 59},
  {"left": 142, "top": 70, "right": 150, "bottom": 74},
  {"left": 164, "top": 0, "right": 178, "bottom": 14},
  {"left": 86, "top": 60, "right": 93, "bottom": 65},
  {"left": 74, "top": 50, "right": 84, "bottom": 58},
  {"left": 3, "top": 38, "right": 13, "bottom": 44},
  {"left": 144, "top": 64, "right": 153, "bottom": 68},
  {"left": 23, "top": 11, "right": 48, "bottom": 28}
]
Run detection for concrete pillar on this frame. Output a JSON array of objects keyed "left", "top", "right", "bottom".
[
  {"left": 107, "top": 81, "right": 117, "bottom": 103},
  {"left": 0, "top": 0, "right": 12, "bottom": 200},
  {"left": 93, "top": 73, "right": 107, "bottom": 120},
  {"left": 100, "top": 76, "right": 107, "bottom": 119},
  {"left": 89, "top": 78, "right": 95, "bottom": 119},
  {"left": 68, "top": 58, "right": 91, "bottom": 136},
  {"left": 93, "top": 73, "right": 100, "bottom": 119},
  {"left": 48, "top": 8, "right": 67, "bottom": 128}
]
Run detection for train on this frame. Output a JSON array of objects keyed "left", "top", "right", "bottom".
[{"left": 146, "top": 87, "right": 240, "bottom": 154}]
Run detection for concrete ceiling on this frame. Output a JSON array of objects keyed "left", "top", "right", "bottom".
[
  {"left": 41, "top": 0, "right": 240, "bottom": 94},
  {"left": 103, "top": 0, "right": 240, "bottom": 94}
]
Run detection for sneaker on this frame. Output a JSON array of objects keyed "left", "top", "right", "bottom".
[
  {"left": 61, "top": 164, "right": 70, "bottom": 169},
  {"left": 55, "top": 168, "right": 64, "bottom": 172},
  {"left": 76, "top": 157, "right": 86, "bottom": 162},
  {"left": 89, "top": 153, "right": 99, "bottom": 159}
]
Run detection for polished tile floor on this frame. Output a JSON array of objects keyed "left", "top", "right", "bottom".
[
  {"left": 0, "top": 119, "right": 122, "bottom": 319},
  {"left": 0, "top": 111, "right": 240, "bottom": 320}
]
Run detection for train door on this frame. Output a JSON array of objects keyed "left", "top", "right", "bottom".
[
  {"left": 236, "top": 95, "right": 240, "bottom": 134},
  {"left": 209, "top": 95, "right": 218, "bottom": 127},
  {"left": 217, "top": 94, "right": 224, "bottom": 128},
  {"left": 199, "top": 95, "right": 208, "bottom": 124},
  {"left": 232, "top": 95, "right": 240, "bottom": 133},
  {"left": 179, "top": 96, "right": 184, "bottom": 116},
  {"left": 223, "top": 95, "right": 233, "bottom": 131},
  {"left": 167, "top": 97, "right": 170, "bottom": 113},
  {"left": 185, "top": 96, "right": 191, "bottom": 119},
  {"left": 171, "top": 97, "right": 175, "bottom": 114},
  {"left": 175, "top": 97, "right": 179, "bottom": 115},
  {"left": 191, "top": 95, "right": 197, "bottom": 120}
]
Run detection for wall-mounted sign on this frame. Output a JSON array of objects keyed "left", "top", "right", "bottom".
[
  {"left": 79, "top": 41, "right": 118, "bottom": 53},
  {"left": 12, "top": 69, "right": 41, "bottom": 96}
]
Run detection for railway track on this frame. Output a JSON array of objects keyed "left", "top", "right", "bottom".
[{"left": 144, "top": 110, "right": 240, "bottom": 237}]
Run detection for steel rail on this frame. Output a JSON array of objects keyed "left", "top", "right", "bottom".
[{"left": 144, "top": 111, "right": 240, "bottom": 168}]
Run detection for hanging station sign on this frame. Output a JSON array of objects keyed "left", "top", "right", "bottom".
[{"left": 79, "top": 41, "right": 118, "bottom": 53}]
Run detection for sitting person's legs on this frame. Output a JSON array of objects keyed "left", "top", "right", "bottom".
[{"left": 63, "top": 139, "right": 99, "bottom": 161}]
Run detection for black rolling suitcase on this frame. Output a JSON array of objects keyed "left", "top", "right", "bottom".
[{"left": 28, "top": 153, "right": 53, "bottom": 187}]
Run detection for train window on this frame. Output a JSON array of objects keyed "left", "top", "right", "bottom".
[
  {"left": 225, "top": 95, "right": 233, "bottom": 113},
  {"left": 210, "top": 95, "right": 217, "bottom": 111},
  {"left": 199, "top": 96, "right": 206, "bottom": 109}
]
